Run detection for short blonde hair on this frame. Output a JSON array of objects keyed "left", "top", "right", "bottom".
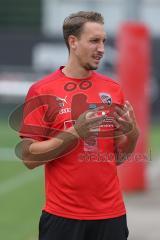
[{"left": 63, "top": 11, "right": 104, "bottom": 50}]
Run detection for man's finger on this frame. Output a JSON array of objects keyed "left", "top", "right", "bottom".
[
  {"left": 124, "top": 101, "right": 136, "bottom": 120},
  {"left": 88, "top": 115, "right": 106, "bottom": 128},
  {"left": 114, "top": 106, "right": 130, "bottom": 122},
  {"left": 112, "top": 119, "right": 121, "bottom": 129},
  {"left": 85, "top": 106, "right": 105, "bottom": 118}
]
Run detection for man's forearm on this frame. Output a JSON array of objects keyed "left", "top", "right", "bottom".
[
  {"left": 115, "top": 128, "right": 139, "bottom": 165},
  {"left": 21, "top": 127, "right": 79, "bottom": 169}
]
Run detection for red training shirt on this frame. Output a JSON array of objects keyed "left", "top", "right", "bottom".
[{"left": 20, "top": 66, "right": 126, "bottom": 220}]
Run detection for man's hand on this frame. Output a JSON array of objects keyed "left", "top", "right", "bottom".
[
  {"left": 113, "top": 101, "right": 140, "bottom": 165},
  {"left": 74, "top": 106, "right": 106, "bottom": 139},
  {"left": 113, "top": 101, "right": 139, "bottom": 137}
]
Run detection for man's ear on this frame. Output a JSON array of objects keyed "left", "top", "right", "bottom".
[{"left": 68, "top": 35, "right": 78, "bottom": 50}]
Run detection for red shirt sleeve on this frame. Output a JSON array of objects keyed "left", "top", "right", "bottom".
[{"left": 19, "top": 85, "right": 50, "bottom": 141}]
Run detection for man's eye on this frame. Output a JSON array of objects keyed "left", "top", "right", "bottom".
[{"left": 91, "top": 39, "right": 98, "bottom": 43}]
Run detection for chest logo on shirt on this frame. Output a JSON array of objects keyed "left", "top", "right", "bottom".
[
  {"left": 56, "top": 96, "right": 68, "bottom": 107},
  {"left": 99, "top": 92, "right": 112, "bottom": 106},
  {"left": 56, "top": 95, "right": 71, "bottom": 115}
]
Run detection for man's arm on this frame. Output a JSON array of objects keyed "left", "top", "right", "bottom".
[
  {"left": 20, "top": 107, "right": 105, "bottom": 169},
  {"left": 20, "top": 126, "right": 79, "bottom": 169},
  {"left": 113, "top": 101, "right": 140, "bottom": 165}
]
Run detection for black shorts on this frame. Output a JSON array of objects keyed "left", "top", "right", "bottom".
[{"left": 39, "top": 211, "right": 129, "bottom": 240}]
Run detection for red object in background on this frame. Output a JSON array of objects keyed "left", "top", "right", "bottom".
[{"left": 116, "top": 23, "right": 151, "bottom": 192}]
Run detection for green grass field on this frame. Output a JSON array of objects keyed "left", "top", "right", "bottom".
[
  {"left": 0, "top": 120, "right": 44, "bottom": 240},
  {"left": 0, "top": 120, "right": 160, "bottom": 240}
]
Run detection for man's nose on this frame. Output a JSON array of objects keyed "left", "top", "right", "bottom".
[{"left": 97, "top": 42, "right": 105, "bottom": 54}]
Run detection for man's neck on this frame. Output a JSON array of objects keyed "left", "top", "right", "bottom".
[{"left": 62, "top": 60, "right": 92, "bottom": 79}]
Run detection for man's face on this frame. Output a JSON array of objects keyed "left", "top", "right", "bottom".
[{"left": 71, "top": 22, "right": 106, "bottom": 70}]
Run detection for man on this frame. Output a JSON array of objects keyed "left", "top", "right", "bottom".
[{"left": 19, "top": 11, "right": 139, "bottom": 240}]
